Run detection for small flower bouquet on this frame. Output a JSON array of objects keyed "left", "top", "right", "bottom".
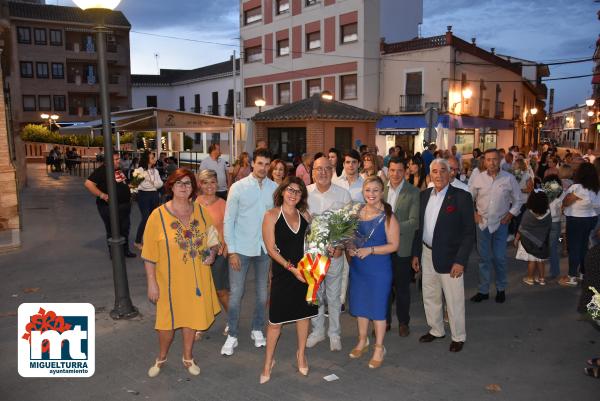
[
  {"left": 299, "top": 203, "right": 362, "bottom": 305},
  {"left": 542, "top": 179, "right": 563, "bottom": 202},
  {"left": 129, "top": 167, "right": 145, "bottom": 193},
  {"left": 586, "top": 287, "right": 600, "bottom": 325}
]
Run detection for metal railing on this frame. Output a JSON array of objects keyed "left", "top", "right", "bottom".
[{"left": 399, "top": 94, "right": 423, "bottom": 112}]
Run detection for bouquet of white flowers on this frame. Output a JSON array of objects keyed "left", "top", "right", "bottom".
[
  {"left": 542, "top": 179, "right": 563, "bottom": 202},
  {"left": 299, "top": 202, "right": 362, "bottom": 304},
  {"left": 587, "top": 287, "right": 600, "bottom": 324},
  {"left": 129, "top": 167, "right": 145, "bottom": 193}
]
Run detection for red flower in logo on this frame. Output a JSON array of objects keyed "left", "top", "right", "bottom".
[{"left": 446, "top": 205, "right": 456, "bottom": 213}]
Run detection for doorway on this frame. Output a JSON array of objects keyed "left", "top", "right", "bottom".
[{"left": 335, "top": 127, "right": 353, "bottom": 154}]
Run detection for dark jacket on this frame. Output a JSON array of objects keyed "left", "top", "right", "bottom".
[{"left": 412, "top": 185, "right": 476, "bottom": 273}]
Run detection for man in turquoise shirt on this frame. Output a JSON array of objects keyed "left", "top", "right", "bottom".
[{"left": 221, "top": 148, "right": 278, "bottom": 356}]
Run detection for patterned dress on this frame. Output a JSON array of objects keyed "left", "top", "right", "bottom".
[{"left": 142, "top": 203, "right": 221, "bottom": 330}]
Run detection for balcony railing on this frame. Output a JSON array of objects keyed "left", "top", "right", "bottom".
[
  {"left": 495, "top": 101, "right": 505, "bottom": 119},
  {"left": 399, "top": 94, "right": 423, "bottom": 112}
]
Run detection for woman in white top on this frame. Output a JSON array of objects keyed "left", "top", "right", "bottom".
[
  {"left": 508, "top": 158, "right": 535, "bottom": 239},
  {"left": 134, "top": 151, "right": 163, "bottom": 249},
  {"left": 542, "top": 174, "right": 564, "bottom": 279},
  {"left": 360, "top": 152, "right": 385, "bottom": 180},
  {"left": 559, "top": 163, "right": 600, "bottom": 287}
]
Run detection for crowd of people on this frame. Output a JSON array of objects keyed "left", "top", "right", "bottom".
[{"left": 83, "top": 140, "right": 600, "bottom": 382}]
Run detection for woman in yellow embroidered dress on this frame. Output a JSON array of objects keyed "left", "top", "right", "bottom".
[{"left": 142, "top": 168, "right": 220, "bottom": 378}]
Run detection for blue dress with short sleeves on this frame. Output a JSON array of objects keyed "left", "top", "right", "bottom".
[{"left": 349, "top": 213, "right": 393, "bottom": 320}]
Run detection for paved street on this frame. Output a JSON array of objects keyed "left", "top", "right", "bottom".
[{"left": 0, "top": 165, "right": 598, "bottom": 401}]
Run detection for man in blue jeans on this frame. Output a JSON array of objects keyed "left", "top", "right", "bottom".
[
  {"left": 222, "top": 148, "right": 277, "bottom": 356},
  {"left": 469, "top": 149, "right": 522, "bottom": 303}
]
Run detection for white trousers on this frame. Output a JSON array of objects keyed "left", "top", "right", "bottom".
[
  {"left": 421, "top": 246, "right": 466, "bottom": 342},
  {"left": 340, "top": 256, "right": 349, "bottom": 304}
]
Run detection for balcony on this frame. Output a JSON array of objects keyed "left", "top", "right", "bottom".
[
  {"left": 495, "top": 101, "right": 505, "bottom": 119},
  {"left": 513, "top": 105, "right": 521, "bottom": 121},
  {"left": 399, "top": 94, "right": 423, "bottom": 112}
]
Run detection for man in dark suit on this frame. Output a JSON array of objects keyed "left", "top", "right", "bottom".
[
  {"left": 384, "top": 157, "right": 420, "bottom": 337},
  {"left": 412, "top": 158, "right": 475, "bottom": 352}
]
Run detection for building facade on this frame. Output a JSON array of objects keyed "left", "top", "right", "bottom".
[
  {"left": 544, "top": 104, "right": 593, "bottom": 151},
  {"left": 378, "top": 27, "right": 545, "bottom": 157},
  {"left": 5, "top": 1, "right": 132, "bottom": 134}
]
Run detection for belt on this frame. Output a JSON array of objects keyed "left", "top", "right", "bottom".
[{"left": 422, "top": 242, "right": 432, "bottom": 250}]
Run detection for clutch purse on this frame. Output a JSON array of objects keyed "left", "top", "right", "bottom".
[{"left": 206, "top": 225, "right": 220, "bottom": 248}]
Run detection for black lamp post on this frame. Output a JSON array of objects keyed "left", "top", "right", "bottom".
[{"left": 75, "top": 0, "right": 138, "bottom": 320}]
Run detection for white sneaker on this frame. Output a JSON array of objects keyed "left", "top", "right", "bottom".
[
  {"left": 221, "top": 335, "right": 238, "bottom": 356},
  {"left": 250, "top": 330, "right": 266, "bottom": 347},
  {"left": 306, "top": 332, "right": 326, "bottom": 348},
  {"left": 330, "top": 336, "right": 342, "bottom": 351}
]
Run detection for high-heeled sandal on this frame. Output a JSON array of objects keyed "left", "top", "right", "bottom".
[
  {"left": 259, "top": 359, "right": 276, "bottom": 384},
  {"left": 368, "top": 344, "right": 386, "bottom": 369},
  {"left": 147, "top": 358, "right": 167, "bottom": 378},
  {"left": 349, "top": 336, "right": 370, "bottom": 359},
  {"left": 296, "top": 351, "right": 309, "bottom": 376},
  {"left": 182, "top": 357, "right": 201, "bottom": 376}
]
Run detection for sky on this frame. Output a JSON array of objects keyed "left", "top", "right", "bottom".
[{"left": 57, "top": 0, "right": 599, "bottom": 111}]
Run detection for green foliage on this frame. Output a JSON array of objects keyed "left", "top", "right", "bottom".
[{"left": 20, "top": 124, "right": 126, "bottom": 147}]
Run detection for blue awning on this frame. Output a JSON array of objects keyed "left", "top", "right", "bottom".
[{"left": 377, "top": 114, "right": 450, "bottom": 130}]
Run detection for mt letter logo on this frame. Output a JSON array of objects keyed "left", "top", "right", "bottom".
[{"left": 18, "top": 303, "right": 95, "bottom": 377}]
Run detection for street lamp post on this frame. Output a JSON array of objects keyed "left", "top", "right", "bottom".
[
  {"left": 74, "top": 0, "right": 138, "bottom": 320},
  {"left": 530, "top": 107, "right": 538, "bottom": 147}
]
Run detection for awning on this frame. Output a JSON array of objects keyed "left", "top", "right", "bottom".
[
  {"left": 451, "top": 115, "right": 513, "bottom": 130},
  {"left": 378, "top": 129, "right": 419, "bottom": 136},
  {"left": 377, "top": 115, "right": 450, "bottom": 130}
]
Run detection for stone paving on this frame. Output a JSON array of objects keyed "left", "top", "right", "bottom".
[{"left": 0, "top": 165, "right": 598, "bottom": 401}]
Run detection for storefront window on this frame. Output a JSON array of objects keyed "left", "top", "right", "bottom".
[
  {"left": 268, "top": 127, "right": 306, "bottom": 162},
  {"left": 479, "top": 129, "right": 498, "bottom": 151},
  {"left": 455, "top": 129, "right": 475, "bottom": 155}
]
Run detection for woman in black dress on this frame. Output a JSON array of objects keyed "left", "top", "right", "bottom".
[{"left": 260, "top": 176, "right": 317, "bottom": 384}]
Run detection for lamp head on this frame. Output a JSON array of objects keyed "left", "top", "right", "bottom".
[
  {"left": 50, "top": 114, "right": 59, "bottom": 120},
  {"left": 462, "top": 88, "right": 472, "bottom": 100},
  {"left": 254, "top": 98, "right": 266, "bottom": 108},
  {"left": 586, "top": 99, "right": 595, "bottom": 107},
  {"left": 40, "top": 113, "right": 50, "bottom": 119},
  {"left": 321, "top": 90, "right": 333, "bottom": 101},
  {"left": 588, "top": 110, "right": 595, "bottom": 117},
  {"left": 531, "top": 107, "right": 538, "bottom": 115},
  {"left": 73, "top": 0, "right": 121, "bottom": 10}
]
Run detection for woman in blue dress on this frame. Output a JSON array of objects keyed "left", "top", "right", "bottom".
[{"left": 348, "top": 176, "right": 400, "bottom": 369}]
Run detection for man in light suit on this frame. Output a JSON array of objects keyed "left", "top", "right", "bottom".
[
  {"left": 412, "top": 158, "right": 475, "bottom": 352},
  {"left": 384, "top": 157, "right": 420, "bottom": 337}
]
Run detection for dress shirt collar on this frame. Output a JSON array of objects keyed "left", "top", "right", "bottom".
[
  {"left": 387, "top": 179, "right": 405, "bottom": 193},
  {"left": 431, "top": 183, "right": 450, "bottom": 198}
]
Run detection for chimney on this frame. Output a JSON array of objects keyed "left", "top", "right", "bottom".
[
  {"left": 471, "top": 37, "right": 476, "bottom": 46},
  {"left": 445, "top": 26, "right": 453, "bottom": 45},
  {"left": 447, "top": 25, "right": 452, "bottom": 33},
  {"left": 491, "top": 47, "right": 495, "bottom": 55}
]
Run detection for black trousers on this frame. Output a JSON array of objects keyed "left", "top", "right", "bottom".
[
  {"left": 97, "top": 201, "right": 131, "bottom": 251},
  {"left": 386, "top": 254, "right": 412, "bottom": 325}
]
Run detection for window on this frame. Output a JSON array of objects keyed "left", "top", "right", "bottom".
[
  {"left": 146, "top": 96, "right": 157, "bottom": 107},
  {"left": 36, "top": 62, "right": 49, "bottom": 78},
  {"left": 306, "top": 31, "right": 321, "bottom": 50},
  {"left": 51, "top": 63, "right": 64, "bottom": 79},
  {"left": 277, "top": 39, "right": 289, "bottom": 57},
  {"left": 179, "top": 96, "right": 185, "bottom": 111},
  {"left": 49, "top": 29, "right": 63, "bottom": 46},
  {"left": 194, "top": 94, "right": 201, "bottom": 113},
  {"left": 276, "top": 0, "right": 290, "bottom": 14},
  {"left": 341, "top": 74, "right": 357, "bottom": 100},
  {"left": 38, "top": 95, "right": 51, "bottom": 111},
  {"left": 245, "top": 86, "right": 263, "bottom": 106},
  {"left": 306, "top": 0, "right": 319, "bottom": 6},
  {"left": 306, "top": 78, "right": 321, "bottom": 97},
  {"left": 268, "top": 127, "right": 306, "bottom": 162},
  {"left": 402, "top": 72, "right": 422, "bottom": 111},
  {"left": 245, "top": 45, "right": 262, "bottom": 63},
  {"left": 479, "top": 129, "right": 498, "bottom": 151},
  {"left": 244, "top": 7, "right": 262, "bottom": 25},
  {"left": 341, "top": 23, "right": 358, "bottom": 44},
  {"left": 20, "top": 62, "right": 33, "bottom": 78},
  {"left": 455, "top": 129, "right": 475, "bottom": 154},
  {"left": 34, "top": 28, "right": 47, "bottom": 45},
  {"left": 23, "top": 95, "right": 36, "bottom": 111},
  {"left": 53, "top": 95, "right": 66, "bottom": 111},
  {"left": 194, "top": 133, "right": 202, "bottom": 145},
  {"left": 212, "top": 92, "right": 219, "bottom": 116},
  {"left": 17, "top": 27, "right": 31, "bottom": 44},
  {"left": 211, "top": 133, "right": 221, "bottom": 145},
  {"left": 278, "top": 82, "right": 291, "bottom": 105}
]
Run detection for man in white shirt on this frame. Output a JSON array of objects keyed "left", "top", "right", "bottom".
[
  {"left": 221, "top": 148, "right": 278, "bottom": 356},
  {"left": 469, "top": 149, "right": 522, "bottom": 304},
  {"left": 200, "top": 144, "right": 230, "bottom": 199},
  {"left": 306, "top": 156, "right": 351, "bottom": 352},
  {"left": 333, "top": 149, "right": 364, "bottom": 203},
  {"left": 585, "top": 148, "right": 596, "bottom": 164}
]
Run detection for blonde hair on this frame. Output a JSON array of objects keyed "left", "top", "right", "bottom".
[{"left": 196, "top": 169, "right": 217, "bottom": 185}]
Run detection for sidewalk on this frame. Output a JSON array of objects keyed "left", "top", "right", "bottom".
[{"left": 0, "top": 164, "right": 597, "bottom": 401}]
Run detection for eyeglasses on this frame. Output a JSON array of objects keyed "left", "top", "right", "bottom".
[
  {"left": 174, "top": 180, "right": 193, "bottom": 187},
  {"left": 314, "top": 166, "right": 333, "bottom": 173},
  {"left": 285, "top": 187, "right": 302, "bottom": 195}
]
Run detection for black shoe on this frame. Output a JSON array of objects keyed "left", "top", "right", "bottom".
[
  {"left": 449, "top": 341, "right": 464, "bottom": 352},
  {"left": 470, "top": 293, "right": 489, "bottom": 302},
  {"left": 341, "top": 304, "right": 346, "bottom": 313},
  {"left": 495, "top": 290, "right": 505, "bottom": 303},
  {"left": 419, "top": 333, "right": 445, "bottom": 343},
  {"left": 125, "top": 250, "right": 137, "bottom": 258}
]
